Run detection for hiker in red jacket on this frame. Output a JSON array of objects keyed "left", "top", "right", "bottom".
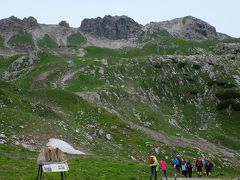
[{"left": 195, "top": 157, "right": 203, "bottom": 177}]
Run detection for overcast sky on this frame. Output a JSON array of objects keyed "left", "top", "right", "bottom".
[{"left": 1, "top": 0, "right": 239, "bottom": 37}]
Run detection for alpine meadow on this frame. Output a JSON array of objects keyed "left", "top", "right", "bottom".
[{"left": 0, "top": 15, "right": 240, "bottom": 179}]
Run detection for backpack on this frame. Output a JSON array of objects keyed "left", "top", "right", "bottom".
[
  {"left": 206, "top": 161, "right": 211, "bottom": 167},
  {"left": 197, "top": 159, "right": 202, "bottom": 167},
  {"left": 187, "top": 162, "right": 192, "bottom": 169},
  {"left": 149, "top": 156, "right": 155, "bottom": 165},
  {"left": 173, "top": 158, "right": 179, "bottom": 166}
]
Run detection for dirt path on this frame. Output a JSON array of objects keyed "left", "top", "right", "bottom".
[
  {"left": 127, "top": 121, "right": 236, "bottom": 161},
  {"left": 30, "top": 70, "right": 53, "bottom": 89},
  {"left": 58, "top": 69, "right": 82, "bottom": 87}
]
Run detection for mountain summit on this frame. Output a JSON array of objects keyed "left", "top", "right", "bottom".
[
  {"left": 79, "top": 15, "right": 142, "bottom": 40},
  {"left": 0, "top": 16, "right": 39, "bottom": 32},
  {"left": 144, "top": 16, "right": 223, "bottom": 40}
]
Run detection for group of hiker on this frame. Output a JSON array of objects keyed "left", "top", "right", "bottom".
[{"left": 149, "top": 152, "right": 214, "bottom": 180}]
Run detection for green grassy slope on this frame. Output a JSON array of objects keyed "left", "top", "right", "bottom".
[
  {"left": 37, "top": 34, "right": 58, "bottom": 49},
  {"left": 0, "top": 145, "right": 240, "bottom": 179},
  {"left": 0, "top": 37, "right": 240, "bottom": 178},
  {"left": 67, "top": 32, "right": 86, "bottom": 47},
  {"left": 7, "top": 30, "right": 34, "bottom": 49}
]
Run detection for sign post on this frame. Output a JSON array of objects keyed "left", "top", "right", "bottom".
[{"left": 36, "top": 161, "right": 69, "bottom": 180}]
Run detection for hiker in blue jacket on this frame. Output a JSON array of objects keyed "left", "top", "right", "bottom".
[{"left": 173, "top": 154, "right": 181, "bottom": 180}]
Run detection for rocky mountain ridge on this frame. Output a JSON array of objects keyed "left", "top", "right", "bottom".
[{"left": 0, "top": 15, "right": 233, "bottom": 53}]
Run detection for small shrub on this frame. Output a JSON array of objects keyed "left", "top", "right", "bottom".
[
  {"left": 208, "top": 62, "right": 215, "bottom": 66},
  {"left": 186, "top": 77, "right": 195, "bottom": 82},
  {"left": 216, "top": 81, "right": 226, "bottom": 87},
  {"left": 232, "top": 102, "right": 240, "bottom": 111},
  {"left": 152, "top": 62, "right": 162, "bottom": 68},
  {"left": 224, "top": 83, "right": 236, "bottom": 88},
  {"left": 190, "top": 90, "right": 198, "bottom": 95},
  {"left": 33, "top": 103, "right": 58, "bottom": 118},
  {"left": 215, "top": 89, "right": 240, "bottom": 100},
  {"left": 192, "top": 63, "right": 201, "bottom": 70},
  {"left": 216, "top": 99, "right": 235, "bottom": 110},
  {"left": 0, "top": 89, "right": 13, "bottom": 106},
  {"left": 216, "top": 99, "right": 240, "bottom": 111},
  {"left": 208, "top": 80, "right": 215, "bottom": 86},
  {"left": 177, "top": 62, "right": 187, "bottom": 68}
]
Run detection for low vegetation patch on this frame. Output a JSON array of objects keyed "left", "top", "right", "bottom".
[
  {"left": 8, "top": 30, "right": 34, "bottom": 49},
  {"left": 37, "top": 34, "right": 58, "bottom": 49},
  {"left": 67, "top": 32, "right": 86, "bottom": 47},
  {"left": 215, "top": 89, "right": 240, "bottom": 100}
]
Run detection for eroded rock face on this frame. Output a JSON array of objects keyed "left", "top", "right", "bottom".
[
  {"left": 22, "top": 16, "right": 39, "bottom": 29},
  {"left": 144, "top": 16, "right": 220, "bottom": 40},
  {"left": 0, "top": 16, "right": 39, "bottom": 33},
  {"left": 178, "top": 16, "right": 218, "bottom": 39},
  {"left": 79, "top": 15, "right": 142, "bottom": 40}
]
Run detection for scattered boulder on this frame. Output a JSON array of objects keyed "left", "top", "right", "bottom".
[
  {"left": 130, "top": 155, "right": 136, "bottom": 161},
  {"left": 106, "top": 134, "right": 112, "bottom": 141}
]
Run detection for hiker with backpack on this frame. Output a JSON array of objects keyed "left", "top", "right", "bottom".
[
  {"left": 195, "top": 157, "right": 203, "bottom": 177},
  {"left": 181, "top": 160, "right": 188, "bottom": 177},
  {"left": 172, "top": 154, "right": 181, "bottom": 180},
  {"left": 149, "top": 152, "right": 159, "bottom": 180},
  {"left": 186, "top": 160, "right": 193, "bottom": 177},
  {"left": 160, "top": 158, "right": 167, "bottom": 180},
  {"left": 205, "top": 159, "right": 214, "bottom": 176}
]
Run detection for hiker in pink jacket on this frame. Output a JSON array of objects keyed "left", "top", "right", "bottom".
[{"left": 160, "top": 158, "right": 168, "bottom": 180}]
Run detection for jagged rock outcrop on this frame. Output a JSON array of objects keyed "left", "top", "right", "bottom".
[
  {"left": 22, "top": 16, "right": 39, "bottom": 29},
  {"left": 144, "top": 16, "right": 220, "bottom": 40},
  {"left": 0, "top": 16, "right": 39, "bottom": 33},
  {"left": 4, "top": 50, "right": 39, "bottom": 80},
  {"left": 59, "top": 20, "right": 70, "bottom": 28},
  {"left": 79, "top": 15, "right": 142, "bottom": 40}
]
